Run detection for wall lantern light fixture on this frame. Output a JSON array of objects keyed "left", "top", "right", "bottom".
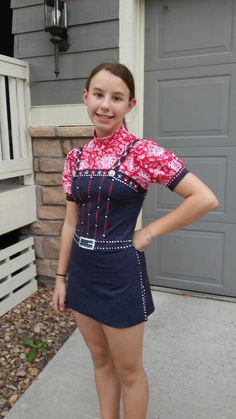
[{"left": 44, "top": 0, "right": 70, "bottom": 77}]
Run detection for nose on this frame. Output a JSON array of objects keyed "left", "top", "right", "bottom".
[{"left": 100, "top": 95, "right": 110, "bottom": 110}]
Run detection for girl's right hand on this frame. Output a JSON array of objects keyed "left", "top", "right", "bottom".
[
  {"left": 132, "top": 227, "right": 153, "bottom": 252},
  {"left": 53, "top": 280, "right": 70, "bottom": 317}
]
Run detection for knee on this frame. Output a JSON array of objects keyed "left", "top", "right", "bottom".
[
  {"left": 116, "top": 364, "right": 142, "bottom": 388},
  {"left": 90, "top": 347, "right": 112, "bottom": 369}
]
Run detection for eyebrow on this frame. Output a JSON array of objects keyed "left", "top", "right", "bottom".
[{"left": 92, "top": 87, "right": 125, "bottom": 97}]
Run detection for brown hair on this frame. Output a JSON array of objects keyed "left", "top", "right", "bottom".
[{"left": 85, "top": 61, "right": 135, "bottom": 100}]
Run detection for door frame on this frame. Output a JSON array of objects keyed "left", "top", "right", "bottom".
[
  {"left": 119, "top": 0, "right": 145, "bottom": 138},
  {"left": 119, "top": 0, "right": 145, "bottom": 228}
]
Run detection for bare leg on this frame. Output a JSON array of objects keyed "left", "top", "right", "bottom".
[
  {"left": 72, "top": 310, "right": 121, "bottom": 419},
  {"left": 102, "top": 322, "right": 148, "bottom": 419}
]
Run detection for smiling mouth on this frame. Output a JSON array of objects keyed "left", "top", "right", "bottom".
[{"left": 96, "top": 113, "right": 113, "bottom": 119}]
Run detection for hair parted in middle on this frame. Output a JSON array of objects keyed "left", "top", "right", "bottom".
[{"left": 85, "top": 61, "right": 135, "bottom": 100}]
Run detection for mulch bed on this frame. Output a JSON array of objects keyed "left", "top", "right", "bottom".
[{"left": 0, "top": 283, "right": 77, "bottom": 417}]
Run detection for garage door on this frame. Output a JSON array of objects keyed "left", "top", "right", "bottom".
[{"left": 143, "top": 0, "right": 236, "bottom": 296}]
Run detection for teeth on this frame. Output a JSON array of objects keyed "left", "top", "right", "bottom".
[{"left": 97, "top": 114, "right": 112, "bottom": 119}]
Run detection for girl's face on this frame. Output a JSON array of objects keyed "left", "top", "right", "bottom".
[{"left": 83, "top": 70, "right": 136, "bottom": 137}]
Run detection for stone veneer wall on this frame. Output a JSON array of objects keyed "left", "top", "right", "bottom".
[{"left": 28, "top": 125, "right": 93, "bottom": 284}]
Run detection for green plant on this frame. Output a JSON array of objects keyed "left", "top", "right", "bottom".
[{"left": 22, "top": 337, "right": 47, "bottom": 362}]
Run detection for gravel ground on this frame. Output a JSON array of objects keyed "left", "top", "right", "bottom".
[{"left": 0, "top": 283, "right": 77, "bottom": 417}]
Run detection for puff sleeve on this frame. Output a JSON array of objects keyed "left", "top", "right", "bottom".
[
  {"left": 62, "top": 148, "right": 77, "bottom": 201},
  {"left": 134, "top": 140, "right": 189, "bottom": 190}
]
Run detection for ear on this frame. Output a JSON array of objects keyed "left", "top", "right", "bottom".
[
  {"left": 82, "top": 88, "right": 88, "bottom": 105},
  {"left": 127, "top": 98, "right": 136, "bottom": 113}
]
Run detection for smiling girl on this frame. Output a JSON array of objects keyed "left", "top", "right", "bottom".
[{"left": 53, "top": 62, "right": 218, "bottom": 419}]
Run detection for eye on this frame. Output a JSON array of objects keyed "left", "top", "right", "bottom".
[
  {"left": 94, "top": 92, "right": 103, "bottom": 98},
  {"left": 113, "top": 96, "right": 122, "bottom": 102}
]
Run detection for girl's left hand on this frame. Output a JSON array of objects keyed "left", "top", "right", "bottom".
[
  {"left": 132, "top": 228, "right": 153, "bottom": 252},
  {"left": 53, "top": 280, "right": 70, "bottom": 317}
]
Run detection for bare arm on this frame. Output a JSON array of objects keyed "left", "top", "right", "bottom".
[
  {"left": 132, "top": 172, "right": 219, "bottom": 251},
  {"left": 56, "top": 201, "right": 78, "bottom": 277},
  {"left": 53, "top": 201, "right": 78, "bottom": 316}
]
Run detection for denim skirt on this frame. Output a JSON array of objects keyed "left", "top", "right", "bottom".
[{"left": 65, "top": 240, "right": 155, "bottom": 328}]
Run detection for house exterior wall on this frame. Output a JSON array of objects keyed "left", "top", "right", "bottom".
[
  {"left": 11, "top": 0, "right": 119, "bottom": 105},
  {"left": 10, "top": 0, "right": 144, "bottom": 283}
]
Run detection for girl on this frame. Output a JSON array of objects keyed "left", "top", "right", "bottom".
[{"left": 53, "top": 62, "right": 219, "bottom": 419}]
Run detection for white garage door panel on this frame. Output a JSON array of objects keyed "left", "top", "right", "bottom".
[
  {"left": 159, "top": 2, "right": 232, "bottom": 55},
  {"left": 144, "top": 65, "right": 236, "bottom": 148},
  {"left": 144, "top": 148, "right": 236, "bottom": 224},
  {"left": 158, "top": 230, "right": 224, "bottom": 282},
  {"left": 159, "top": 77, "right": 229, "bottom": 136},
  {"left": 146, "top": 156, "right": 226, "bottom": 213},
  {"left": 145, "top": 0, "right": 236, "bottom": 70},
  {"left": 144, "top": 0, "right": 236, "bottom": 296},
  {"left": 143, "top": 220, "right": 236, "bottom": 296}
]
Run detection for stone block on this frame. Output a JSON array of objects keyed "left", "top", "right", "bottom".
[
  {"left": 72, "top": 138, "right": 90, "bottom": 148},
  {"left": 62, "top": 139, "right": 90, "bottom": 155},
  {"left": 36, "top": 173, "right": 62, "bottom": 186},
  {"left": 42, "top": 187, "right": 65, "bottom": 205},
  {"left": 37, "top": 205, "right": 66, "bottom": 220},
  {"left": 39, "top": 158, "right": 65, "bottom": 173},
  {"left": 56, "top": 125, "right": 93, "bottom": 137},
  {"left": 33, "top": 139, "right": 63, "bottom": 157},
  {"left": 43, "top": 237, "right": 60, "bottom": 259},
  {"left": 30, "top": 220, "right": 63, "bottom": 236},
  {"left": 29, "top": 126, "right": 56, "bottom": 137},
  {"left": 36, "top": 259, "right": 58, "bottom": 278},
  {"left": 62, "top": 140, "right": 73, "bottom": 155},
  {"left": 34, "top": 237, "right": 44, "bottom": 259}
]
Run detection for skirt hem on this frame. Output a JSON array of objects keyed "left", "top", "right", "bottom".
[{"left": 67, "top": 303, "right": 155, "bottom": 329}]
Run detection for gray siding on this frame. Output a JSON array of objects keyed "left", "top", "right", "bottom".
[{"left": 11, "top": 0, "right": 119, "bottom": 105}]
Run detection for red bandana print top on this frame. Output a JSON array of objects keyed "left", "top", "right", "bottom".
[{"left": 62, "top": 126, "right": 188, "bottom": 196}]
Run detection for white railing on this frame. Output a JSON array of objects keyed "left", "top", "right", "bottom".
[
  {"left": 0, "top": 55, "right": 32, "bottom": 181},
  {"left": 0, "top": 55, "right": 37, "bottom": 316},
  {"left": 0, "top": 237, "right": 37, "bottom": 316}
]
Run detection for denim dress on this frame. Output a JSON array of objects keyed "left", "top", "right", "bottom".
[{"left": 63, "top": 131, "right": 188, "bottom": 328}]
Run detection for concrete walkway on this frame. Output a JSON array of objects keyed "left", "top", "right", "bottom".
[{"left": 5, "top": 290, "right": 236, "bottom": 419}]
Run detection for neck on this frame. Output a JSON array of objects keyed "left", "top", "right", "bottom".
[{"left": 95, "top": 124, "right": 124, "bottom": 139}]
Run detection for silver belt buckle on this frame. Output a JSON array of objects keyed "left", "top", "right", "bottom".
[{"left": 79, "top": 236, "right": 95, "bottom": 250}]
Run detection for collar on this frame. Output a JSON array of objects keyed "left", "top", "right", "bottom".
[{"left": 92, "top": 126, "right": 136, "bottom": 147}]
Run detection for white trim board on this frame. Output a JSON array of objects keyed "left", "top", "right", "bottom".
[
  {"left": 119, "top": 0, "right": 145, "bottom": 138},
  {"left": 30, "top": 103, "right": 136, "bottom": 127},
  {"left": 30, "top": 104, "right": 91, "bottom": 127},
  {"left": 119, "top": 0, "right": 145, "bottom": 230}
]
